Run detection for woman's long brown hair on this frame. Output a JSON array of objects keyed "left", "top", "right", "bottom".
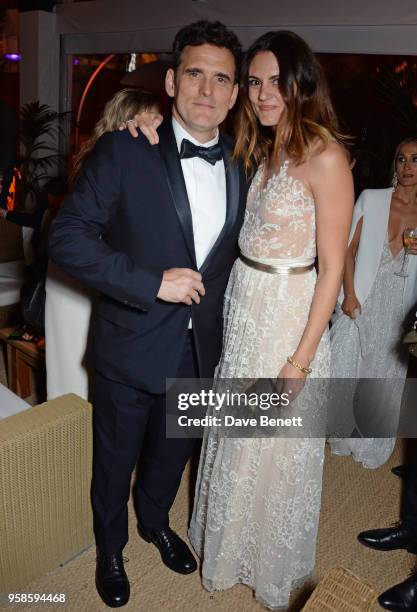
[{"left": 234, "top": 31, "right": 348, "bottom": 178}]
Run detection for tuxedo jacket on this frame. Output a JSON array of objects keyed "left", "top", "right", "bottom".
[{"left": 49, "top": 121, "right": 248, "bottom": 393}]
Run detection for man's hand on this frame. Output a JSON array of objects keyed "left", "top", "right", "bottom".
[
  {"left": 119, "top": 110, "right": 163, "bottom": 145},
  {"left": 341, "top": 294, "right": 361, "bottom": 319},
  {"left": 157, "top": 268, "right": 205, "bottom": 305}
]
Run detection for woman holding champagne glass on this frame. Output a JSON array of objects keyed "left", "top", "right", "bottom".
[{"left": 329, "top": 136, "right": 417, "bottom": 468}]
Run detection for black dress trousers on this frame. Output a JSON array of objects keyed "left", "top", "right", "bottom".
[
  {"left": 91, "top": 331, "right": 198, "bottom": 555},
  {"left": 403, "top": 447, "right": 417, "bottom": 543}
]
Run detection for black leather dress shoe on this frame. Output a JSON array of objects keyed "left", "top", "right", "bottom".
[
  {"left": 95, "top": 550, "right": 130, "bottom": 608},
  {"left": 378, "top": 572, "right": 417, "bottom": 611},
  {"left": 139, "top": 526, "right": 197, "bottom": 574},
  {"left": 357, "top": 524, "right": 417, "bottom": 554},
  {"left": 391, "top": 464, "right": 410, "bottom": 480}
]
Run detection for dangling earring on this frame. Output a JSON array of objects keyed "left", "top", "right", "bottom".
[{"left": 392, "top": 172, "right": 399, "bottom": 190}]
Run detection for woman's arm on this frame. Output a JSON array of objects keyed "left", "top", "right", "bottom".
[
  {"left": 280, "top": 142, "right": 354, "bottom": 380},
  {"left": 341, "top": 217, "right": 363, "bottom": 318}
]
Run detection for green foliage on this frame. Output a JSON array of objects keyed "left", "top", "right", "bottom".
[{"left": 16, "top": 101, "right": 65, "bottom": 208}]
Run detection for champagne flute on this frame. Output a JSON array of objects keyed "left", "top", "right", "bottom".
[{"left": 395, "top": 227, "right": 417, "bottom": 277}]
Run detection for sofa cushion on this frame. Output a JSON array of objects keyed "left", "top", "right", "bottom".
[
  {"left": 0, "top": 259, "right": 25, "bottom": 306},
  {"left": 0, "top": 382, "right": 30, "bottom": 419}
]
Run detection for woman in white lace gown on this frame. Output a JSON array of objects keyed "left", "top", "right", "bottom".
[
  {"left": 188, "top": 32, "right": 354, "bottom": 609},
  {"left": 329, "top": 138, "right": 417, "bottom": 468}
]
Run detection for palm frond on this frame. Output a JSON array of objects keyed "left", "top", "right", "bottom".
[
  {"left": 16, "top": 101, "right": 67, "bottom": 208},
  {"left": 375, "top": 66, "right": 417, "bottom": 129}
]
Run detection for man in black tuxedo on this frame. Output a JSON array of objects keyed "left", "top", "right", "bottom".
[{"left": 49, "top": 21, "right": 246, "bottom": 608}]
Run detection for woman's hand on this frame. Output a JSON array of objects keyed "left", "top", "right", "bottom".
[
  {"left": 341, "top": 294, "right": 361, "bottom": 319},
  {"left": 119, "top": 110, "right": 163, "bottom": 145},
  {"left": 275, "top": 361, "right": 307, "bottom": 402}
]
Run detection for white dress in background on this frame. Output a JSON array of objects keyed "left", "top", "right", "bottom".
[
  {"left": 189, "top": 160, "right": 330, "bottom": 610},
  {"left": 329, "top": 189, "right": 417, "bottom": 469},
  {"left": 45, "top": 261, "right": 93, "bottom": 400},
  {"left": 329, "top": 239, "right": 408, "bottom": 467}
]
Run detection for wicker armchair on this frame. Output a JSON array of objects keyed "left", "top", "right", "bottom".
[{"left": 0, "top": 393, "right": 93, "bottom": 590}]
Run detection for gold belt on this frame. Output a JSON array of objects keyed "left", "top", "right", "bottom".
[{"left": 239, "top": 253, "right": 314, "bottom": 275}]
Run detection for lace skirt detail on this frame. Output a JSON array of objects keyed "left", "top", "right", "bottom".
[{"left": 189, "top": 258, "right": 330, "bottom": 610}]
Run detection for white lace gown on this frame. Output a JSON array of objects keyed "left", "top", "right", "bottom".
[{"left": 189, "top": 161, "right": 330, "bottom": 610}]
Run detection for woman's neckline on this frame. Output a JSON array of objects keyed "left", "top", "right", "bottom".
[{"left": 258, "top": 159, "right": 313, "bottom": 200}]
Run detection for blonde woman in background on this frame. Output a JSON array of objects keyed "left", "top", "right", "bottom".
[{"left": 46, "top": 89, "right": 161, "bottom": 399}]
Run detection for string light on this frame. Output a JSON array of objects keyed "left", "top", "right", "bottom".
[{"left": 127, "top": 53, "right": 136, "bottom": 73}]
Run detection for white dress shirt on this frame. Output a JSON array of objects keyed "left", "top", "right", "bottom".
[
  {"left": 172, "top": 117, "right": 227, "bottom": 269},
  {"left": 172, "top": 118, "right": 227, "bottom": 329}
]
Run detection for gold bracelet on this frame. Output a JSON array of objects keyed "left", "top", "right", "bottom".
[{"left": 287, "top": 355, "right": 312, "bottom": 375}]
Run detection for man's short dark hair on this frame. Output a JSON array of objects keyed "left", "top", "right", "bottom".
[{"left": 172, "top": 21, "right": 242, "bottom": 82}]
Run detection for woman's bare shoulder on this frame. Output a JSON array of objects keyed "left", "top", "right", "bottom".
[{"left": 309, "top": 140, "right": 349, "bottom": 171}]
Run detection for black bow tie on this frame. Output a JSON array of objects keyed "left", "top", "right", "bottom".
[{"left": 180, "top": 138, "right": 222, "bottom": 166}]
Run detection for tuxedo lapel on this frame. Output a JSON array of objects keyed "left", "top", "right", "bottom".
[
  {"left": 200, "top": 134, "right": 240, "bottom": 274},
  {"left": 157, "top": 121, "right": 197, "bottom": 266}
]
